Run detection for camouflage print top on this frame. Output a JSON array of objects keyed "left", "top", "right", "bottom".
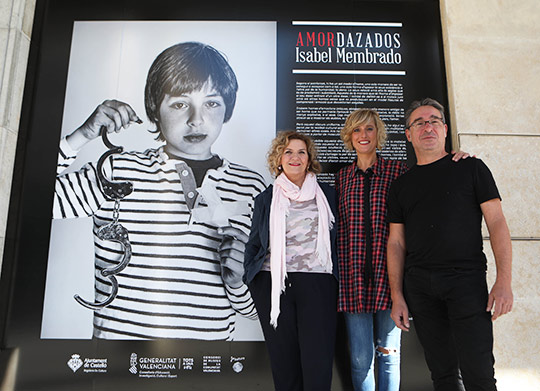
[{"left": 262, "top": 199, "right": 331, "bottom": 274}]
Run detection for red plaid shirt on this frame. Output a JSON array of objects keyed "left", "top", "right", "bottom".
[{"left": 336, "top": 157, "right": 408, "bottom": 313}]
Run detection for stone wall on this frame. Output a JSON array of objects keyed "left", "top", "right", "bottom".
[
  {"left": 441, "top": 0, "right": 540, "bottom": 388},
  {"left": 0, "top": 0, "right": 34, "bottom": 265}
]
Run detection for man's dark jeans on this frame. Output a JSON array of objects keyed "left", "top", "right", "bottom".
[{"left": 404, "top": 267, "right": 497, "bottom": 391}]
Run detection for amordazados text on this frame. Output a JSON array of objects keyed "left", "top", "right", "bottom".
[{"left": 295, "top": 31, "right": 402, "bottom": 64}]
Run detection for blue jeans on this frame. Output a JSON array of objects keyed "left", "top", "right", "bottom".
[{"left": 344, "top": 309, "right": 401, "bottom": 391}]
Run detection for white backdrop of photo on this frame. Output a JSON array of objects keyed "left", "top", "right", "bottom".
[{"left": 41, "top": 20, "right": 276, "bottom": 340}]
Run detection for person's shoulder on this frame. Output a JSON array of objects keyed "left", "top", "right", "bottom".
[
  {"left": 390, "top": 159, "right": 408, "bottom": 170},
  {"left": 223, "top": 160, "right": 267, "bottom": 188},
  {"left": 389, "top": 164, "right": 413, "bottom": 189},
  {"left": 114, "top": 148, "right": 162, "bottom": 165},
  {"left": 376, "top": 156, "right": 403, "bottom": 165},
  {"left": 119, "top": 147, "right": 160, "bottom": 157},
  {"left": 318, "top": 180, "right": 332, "bottom": 189},
  {"left": 318, "top": 181, "right": 337, "bottom": 202},
  {"left": 255, "top": 185, "right": 273, "bottom": 203},
  {"left": 394, "top": 161, "right": 414, "bottom": 178},
  {"left": 336, "top": 162, "right": 355, "bottom": 177},
  {"left": 335, "top": 162, "right": 356, "bottom": 187},
  {"left": 259, "top": 184, "right": 273, "bottom": 194},
  {"left": 449, "top": 155, "right": 486, "bottom": 171},
  {"left": 318, "top": 181, "right": 335, "bottom": 192},
  {"left": 225, "top": 160, "right": 263, "bottom": 177},
  {"left": 378, "top": 157, "right": 408, "bottom": 173}
]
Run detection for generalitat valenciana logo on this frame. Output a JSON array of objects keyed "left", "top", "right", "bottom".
[{"left": 129, "top": 353, "right": 138, "bottom": 374}]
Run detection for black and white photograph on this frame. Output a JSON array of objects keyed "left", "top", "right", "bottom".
[{"left": 40, "top": 20, "right": 276, "bottom": 341}]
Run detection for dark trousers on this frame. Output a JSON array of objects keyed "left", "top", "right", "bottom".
[
  {"left": 249, "top": 271, "right": 338, "bottom": 391},
  {"left": 404, "top": 267, "right": 497, "bottom": 391}
]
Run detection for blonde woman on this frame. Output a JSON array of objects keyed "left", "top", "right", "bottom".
[{"left": 336, "top": 109, "right": 406, "bottom": 391}]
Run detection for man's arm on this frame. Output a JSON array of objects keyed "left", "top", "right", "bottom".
[
  {"left": 387, "top": 222, "right": 410, "bottom": 331},
  {"left": 481, "top": 198, "right": 513, "bottom": 320}
]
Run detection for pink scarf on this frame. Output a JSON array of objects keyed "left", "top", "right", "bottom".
[{"left": 269, "top": 172, "right": 334, "bottom": 328}]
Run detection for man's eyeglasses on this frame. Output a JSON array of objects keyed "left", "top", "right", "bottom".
[{"left": 407, "top": 117, "right": 445, "bottom": 130}]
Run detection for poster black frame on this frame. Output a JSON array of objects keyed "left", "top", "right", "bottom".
[{"left": 0, "top": 0, "right": 449, "bottom": 389}]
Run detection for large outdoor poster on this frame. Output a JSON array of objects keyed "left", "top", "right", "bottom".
[
  {"left": 1, "top": 1, "right": 448, "bottom": 390},
  {"left": 41, "top": 20, "right": 275, "bottom": 342}
]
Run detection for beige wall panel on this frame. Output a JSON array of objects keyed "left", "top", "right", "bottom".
[
  {"left": 441, "top": 0, "right": 540, "bottom": 135},
  {"left": 0, "top": 3, "right": 11, "bottom": 29},
  {"left": 0, "top": 0, "right": 34, "bottom": 32},
  {"left": 443, "top": 0, "right": 540, "bottom": 39},
  {"left": 459, "top": 134, "right": 540, "bottom": 238},
  {"left": 1, "top": 30, "right": 30, "bottom": 132},
  {"left": 0, "top": 126, "right": 17, "bottom": 238},
  {"left": 492, "top": 299, "right": 540, "bottom": 377},
  {"left": 6, "top": 31, "right": 30, "bottom": 131},
  {"left": 492, "top": 298, "right": 540, "bottom": 391},
  {"left": 445, "top": 38, "right": 540, "bottom": 134},
  {"left": 496, "top": 368, "right": 540, "bottom": 391},
  {"left": 485, "top": 240, "right": 540, "bottom": 301},
  {"left": 21, "top": 0, "right": 35, "bottom": 37},
  {"left": 484, "top": 240, "right": 540, "bottom": 387},
  {"left": 0, "top": 27, "right": 11, "bottom": 127}
]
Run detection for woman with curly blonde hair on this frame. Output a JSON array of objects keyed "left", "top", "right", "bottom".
[{"left": 244, "top": 130, "right": 339, "bottom": 390}]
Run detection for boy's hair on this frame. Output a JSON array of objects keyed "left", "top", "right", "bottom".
[
  {"left": 145, "top": 42, "right": 238, "bottom": 140},
  {"left": 267, "top": 131, "right": 322, "bottom": 178},
  {"left": 341, "top": 109, "right": 387, "bottom": 151}
]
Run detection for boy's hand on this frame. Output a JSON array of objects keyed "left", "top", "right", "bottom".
[
  {"left": 67, "top": 100, "right": 141, "bottom": 150},
  {"left": 218, "top": 226, "right": 248, "bottom": 288}
]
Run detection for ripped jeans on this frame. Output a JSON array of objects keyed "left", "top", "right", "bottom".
[{"left": 344, "top": 309, "right": 401, "bottom": 391}]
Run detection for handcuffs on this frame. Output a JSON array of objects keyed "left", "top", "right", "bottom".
[
  {"left": 74, "top": 128, "right": 133, "bottom": 310},
  {"left": 72, "top": 130, "right": 253, "bottom": 309}
]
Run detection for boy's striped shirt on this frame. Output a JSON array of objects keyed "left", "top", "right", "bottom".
[{"left": 54, "top": 139, "right": 266, "bottom": 340}]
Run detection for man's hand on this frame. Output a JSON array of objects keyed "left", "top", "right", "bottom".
[
  {"left": 67, "top": 100, "right": 141, "bottom": 150},
  {"left": 391, "top": 296, "right": 410, "bottom": 331},
  {"left": 387, "top": 223, "right": 409, "bottom": 331},
  {"left": 487, "top": 279, "right": 513, "bottom": 320},
  {"left": 481, "top": 198, "right": 513, "bottom": 321},
  {"left": 218, "top": 226, "right": 248, "bottom": 288}
]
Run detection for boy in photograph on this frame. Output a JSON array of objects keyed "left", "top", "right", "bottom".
[{"left": 54, "top": 41, "right": 266, "bottom": 340}]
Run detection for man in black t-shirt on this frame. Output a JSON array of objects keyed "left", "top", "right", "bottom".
[{"left": 387, "top": 98, "right": 513, "bottom": 391}]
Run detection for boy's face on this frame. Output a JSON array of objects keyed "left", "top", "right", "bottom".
[{"left": 159, "top": 82, "right": 226, "bottom": 160}]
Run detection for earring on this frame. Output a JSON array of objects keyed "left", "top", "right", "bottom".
[{"left": 278, "top": 165, "right": 282, "bottom": 170}]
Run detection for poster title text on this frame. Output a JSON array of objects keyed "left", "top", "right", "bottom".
[{"left": 295, "top": 31, "right": 402, "bottom": 64}]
